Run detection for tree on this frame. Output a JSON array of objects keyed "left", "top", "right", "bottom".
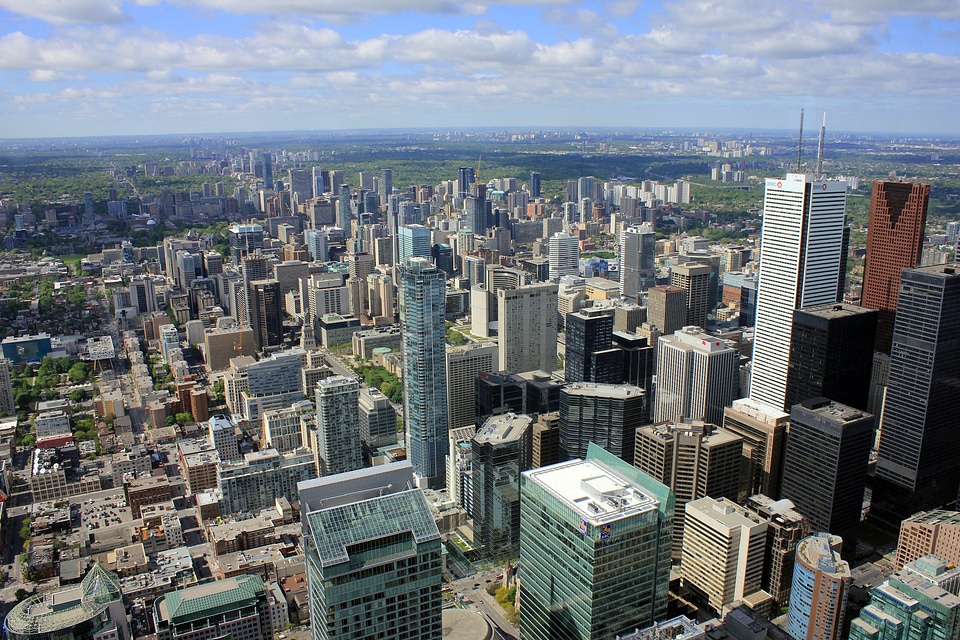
[
  {"left": 175, "top": 412, "right": 194, "bottom": 426},
  {"left": 14, "top": 588, "right": 28, "bottom": 602},
  {"left": 19, "top": 519, "right": 31, "bottom": 541},
  {"left": 67, "top": 362, "right": 90, "bottom": 384},
  {"left": 70, "top": 389, "right": 87, "bottom": 403},
  {"left": 165, "top": 415, "right": 177, "bottom": 427}
]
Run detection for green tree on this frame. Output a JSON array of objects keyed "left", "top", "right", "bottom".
[
  {"left": 70, "top": 388, "right": 87, "bottom": 403},
  {"left": 175, "top": 412, "right": 194, "bottom": 425},
  {"left": 14, "top": 588, "right": 29, "bottom": 602},
  {"left": 19, "top": 519, "right": 31, "bottom": 540},
  {"left": 165, "top": 415, "right": 177, "bottom": 427},
  {"left": 67, "top": 362, "right": 90, "bottom": 384}
]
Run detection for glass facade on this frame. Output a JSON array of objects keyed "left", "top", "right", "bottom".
[
  {"left": 520, "top": 444, "right": 673, "bottom": 640},
  {"left": 399, "top": 257, "right": 448, "bottom": 486}
]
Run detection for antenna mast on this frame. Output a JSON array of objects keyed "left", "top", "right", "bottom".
[
  {"left": 816, "top": 112, "right": 826, "bottom": 177},
  {"left": 796, "top": 108, "right": 804, "bottom": 172}
]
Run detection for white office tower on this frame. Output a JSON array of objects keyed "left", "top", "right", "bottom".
[
  {"left": 549, "top": 231, "right": 580, "bottom": 280},
  {"left": 654, "top": 327, "right": 738, "bottom": 426},
  {"left": 498, "top": 282, "right": 559, "bottom": 374},
  {"left": 619, "top": 224, "right": 657, "bottom": 300},
  {"left": 750, "top": 173, "right": 846, "bottom": 410}
]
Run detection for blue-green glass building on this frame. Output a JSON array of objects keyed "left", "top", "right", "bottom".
[
  {"left": 848, "top": 569, "right": 960, "bottom": 640},
  {"left": 299, "top": 462, "right": 443, "bottom": 640},
  {"left": 399, "top": 256, "right": 448, "bottom": 488},
  {"left": 520, "top": 443, "right": 674, "bottom": 640}
]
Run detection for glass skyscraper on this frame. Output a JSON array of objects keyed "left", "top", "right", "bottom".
[
  {"left": 520, "top": 444, "right": 673, "bottom": 640},
  {"left": 399, "top": 257, "right": 448, "bottom": 488},
  {"left": 299, "top": 463, "right": 443, "bottom": 640}
]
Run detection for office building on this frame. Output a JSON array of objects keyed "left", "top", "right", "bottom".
[
  {"left": 559, "top": 382, "right": 645, "bottom": 463},
  {"left": 399, "top": 257, "right": 448, "bottom": 488},
  {"left": 446, "top": 342, "right": 498, "bottom": 431},
  {"left": 781, "top": 398, "right": 873, "bottom": 539},
  {"left": 532, "top": 411, "right": 560, "bottom": 468},
  {"left": 398, "top": 224, "right": 431, "bottom": 265},
  {"left": 655, "top": 327, "right": 738, "bottom": 426},
  {"left": 315, "top": 376, "right": 362, "bottom": 476},
  {"left": 722, "top": 398, "right": 790, "bottom": 501},
  {"left": 358, "top": 387, "right": 397, "bottom": 454},
  {"left": 874, "top": 264, "right": 960, "bottom": 527},
  {"left": 620, "top": 224, "right": 657, "bottom": 300},
  {"left": 3, "top": 564, "right": 130, "bottom": 640},
  {"left": 614, "top": 330, "right": 655, "bottom": 394},
  {"left": 672, "top": 262, "right": 713, "bottom": 329},
  {"left": 249, "top": 278, "right": 283, "bottom": 350},
  {"left": 895, "top": 510, "right": 960, "bottom": 570},
  {"left": 786, "top": 533, "right": 851, "bottom": 640},
  {"left": 130, "top": 275, "right": 158, "bottom": 315},
  {"left": 472, "top": 413, "right": 532, "bottom": 559},
  {"left": 565, "top": 307, "right": 615, "bottom": 383},
  {"left": 447, "top": 425, "right": 476, "bottom": 514},
  {"left": 520, "top": 444, "right": 673, "bottom": 640},
  {"left": 786, "top": 303, "right": 878, "bottom": 411},
  {"left": 634, "top": 420, "right": 743, "bottom": 559},
  {"left": 530, "top": 171, "right": 541, "bottom": 198},
  {"left": 681, "top": 496, "right": 767, "bottom": 616},
  {"left": 229, "top": 223, "right": 264, "bottom": 263},
  {"left": 475, "top": 370, "right": 526, "bottom": 424},
  {"left": 218, "top": 448, "right": 316, "bottom": 516},
  {"left": 848, "top": 570, "right": 960, "bottom": 640},
  {"left": 549, "top": 231, "right": 580, "bottom": 279},
  {"left": 861, "top": 180, "right": 929, "bottom": 353},
  {"left": 648, "top": 285, "right": 687, "bottom": 336},
  {"left": 153, "top": 574, "right": 275, "bottom": 640},
  {"left": 299, "top": 462, "right": 442, "bottom": 640},
  {"left": 498, "top": 283, "right": 559, "bottom": 375},
  {"left": 750, "top": 173, "right": 847, "bottom": 411},
  {"left": 744, "top": 495, "right": 810, "bottom": 607}
]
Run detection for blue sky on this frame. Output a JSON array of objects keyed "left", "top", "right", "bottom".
[{"left": 1, "top": 0, "right": 959, "bottom": 137}]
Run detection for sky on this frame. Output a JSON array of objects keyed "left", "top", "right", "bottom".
[{"left": 1, "top": 0, "right": 959, "bottom": 138}]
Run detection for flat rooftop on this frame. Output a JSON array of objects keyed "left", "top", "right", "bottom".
[{"left": 526, "top": 458, "right": 659, "bottom": 525}]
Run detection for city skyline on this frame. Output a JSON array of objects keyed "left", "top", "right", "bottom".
[{"left": 1, "top": 1, "right": 960, "bottom": 137}]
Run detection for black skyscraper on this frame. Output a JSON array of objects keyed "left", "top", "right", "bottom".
[
  {"left": 785, "top": 303, "right": 878, "bottom": 411},
  {"left": 873, "top": 265, "right": 960, "bottom": 528},
  {"left": 564, "top": 307, "right": 614, "bottom": 383},
  {"left": 780, "top": 397, "right": 874, "bottom": 542}
]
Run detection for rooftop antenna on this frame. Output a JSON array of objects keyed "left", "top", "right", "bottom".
[
  {"left": 816, "top": 112, "right": 826, "bottom": 177},
  {"left": 796, "top": 108, "right": 804, "bottom": 173}
]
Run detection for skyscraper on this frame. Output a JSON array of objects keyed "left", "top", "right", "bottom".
[
  {"left": 497, "top": 282, "right": 558, "bottom": 375},
  {"left": 634, "top": 420, "right": 743, "bottom": 559},
  {"left": 379, "top": 168, "right": 392, "bottom": 205},
  {"left": 786, "top": 534, "right": 852, "bottom": 640},
  {"left": 564, "top": 307, "right": 614, "bottom": 383},
  {"left": 457, "top": 166, "right": 474, "bottom": 198},
  {"left": 530, "top": 171, "right": 541, "bottom": 198},
  {"left": 750, "top": 173, "right": 847, "bottom": 411},
  {"left": 315, "top": 376, "right": 362, "bottom": 476},
  {"left": 357, "top": 387, "right": 397, "bottom": 455},
  {"left": 619, "top": 224, "right": 657, "bottom": 300},
  {"left": 559, "top": 382, "right": 645, "bottom": 463},
  {"left": 397, "top": 224, "right": 431, "bottom": 265},
  {"left": 874, "top": 265, "right": 960, "bottom": 526},
  {"left": 722, "top": 398, "right": 790, "bottom": 501},
  {"left": 466, "top": 182, "right": 488, "bottom": 236},
  {"left": 472, "top": 413, "right": 532, "bottom": 559},
  {"left": 399, "top": 257, "right": 448, "bottom": 488},
  {"left": 654, "top": 327, "right": 738, "bottom": 426},
  {"left": 681, "top": 496, "right": 767, "bottom": 617},
  {"left": 549, "top": 231, "right": 580, "bottom": 279},
  {"left": 671, "top": 262, "right": 713, "bottom": 329},
  {"left": 785, "top": 303, "right": 878, "bottom": 411},
  {"left": 299, "top": 462, "right": 442, "bottom": 640},
  {"left": 520, "top": 444, "right": 673, "bottom": 640},
  {"left": 647, "top": 285, "right": 687, "bottom": 336},
  {"left": 861, "top": 180, "right": 929, "bottom": 353},
  {"left": 249, "top": 279, "right": 283, "bottom": 350},
  {"left": 0, "top": 357, "right": 15, "bottom": 416},
  {"left": 743, "top": 495, "right": 810, "bottom": 607},
  {"left": 262, "top": 152, "right": 273, "bottom": 190},
  {"left": 445, "top": 342, "right": 498, "bottom": 431},
  {"left": 780, "top": 397, "right": 874, "bottom": 539}
]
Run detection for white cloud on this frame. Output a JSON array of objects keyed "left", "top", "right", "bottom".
[{"left": 0, "top": 0, "right": 127, "bottom": 24}]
